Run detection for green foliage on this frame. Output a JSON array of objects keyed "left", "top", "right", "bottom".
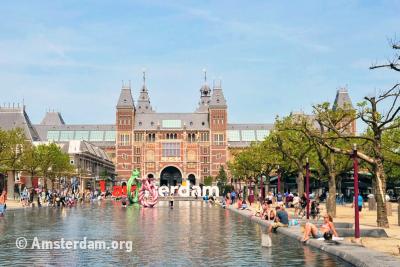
[
  {"left": 216, "top": 165, "right": 227, "bottom": 185},
  {"left": 204, "top": 176, "right": 213, "bottom": 186},
  {"left": 0, "top": 128, "right": 26, "bottom": 172},
  {"left": 36, "top": 143, "right": 73, "bottom": 181}
]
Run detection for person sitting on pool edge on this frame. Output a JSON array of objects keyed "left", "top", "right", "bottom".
[
  {"left": 301, "top": 214, "right": 338, "bottom": 242},
  {"left": 268, "top": 206, "right": 289, "bottom": 234}
]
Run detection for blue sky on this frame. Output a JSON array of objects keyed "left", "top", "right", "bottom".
[{"left": 1, "top": 0, "right": 399, "bottom": 127}]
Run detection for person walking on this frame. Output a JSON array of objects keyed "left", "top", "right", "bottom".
[
  {"left": 0, "top": 190, "right": 7, "bottom": 216},
  {"left": 230, "top": 190, "right": 236, "bottom": 205}
]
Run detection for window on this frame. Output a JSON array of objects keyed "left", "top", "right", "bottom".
[
  {"left": 59, "top": 131, "right": 74, "bottom": 141},
  {"left": 256, "top": 130, "right": 270, "bottom": 141},
  {"left": 203, "top": 167, "right": 209, "bottom": 173},
  {"left": 47, "top": 131, "right": 60, "bottom": 141},
  {"left": 135, "top": 147, "right": 141, "bottom": 154},
  {"left": 241, "top": 130, "right": 256, "bottom": 142},
  {"left": 213, "top": 134, "right": 224, "bottom": 146},
  {"left": 200, "top": 132, "right": 209, "bottom": 142},
  {"left": 134, "top": 133, "right": 143, "bottom": 142},
  {"left": 135, "top": 156, "right": 141, "bottom": 163},
  {"left": 90, "top": 131, "right": 104, "bottom": 141},
  {"left": 227, "top": 130, "right": 240, "bottom": 142},
  {"left": 166, "top": 133, "right": 178, "bottom": 140},
  {"left": 119, "top": 134, "right": 130, "bottom": 146},
  {"left": 121, "top": 153, "right": 128, "bottom": 160},
  {"left": 202, "top": 147, "right": 209, "bottom": 154},
  {"left": 162, "top": 143, "right": 180, "bottom": 157},
  {"left": 188, "top": 133, "right": 196, "bottom": 142},
  {"left": 216, "top": 153, "right": 222, "bottom": 159},
  {"left": 122, "top": 163, "right": 129, "bottom": 169},
  {"left": 202, "top": 156, "right": 209, "bottom": 163},
  {"left": 104, "top": 131, "right": 116, "bottom": 141},
  {"left": 75, "top": 131, "right": 89, "bottom": 140},
  {"left": 162, "top": 120, "right": 181, "bottom": 128},
  {"left": 147, "top": 133, "right": 156, "bottom": 142}
]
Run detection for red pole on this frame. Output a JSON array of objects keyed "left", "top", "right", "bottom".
[
  {"left": 277, "top": 165, "right": 281, "bottom": 194},
  {"left": 353, "top": 145, "right": 360, "bottom": 239},
  {"left": 306, "top": 157, "right": 310, "bottom": 220}
]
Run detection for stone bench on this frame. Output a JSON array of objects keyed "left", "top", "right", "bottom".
[{"left": 336, "top": 228, "right": 388, "bottom": 238}]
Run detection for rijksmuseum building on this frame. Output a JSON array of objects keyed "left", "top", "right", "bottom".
[
  {"left": 1, "top": 73, "right": 354, "bottom": 187},
  {"left": 33, "top": 73, "right": 274, "bottom": 186}
]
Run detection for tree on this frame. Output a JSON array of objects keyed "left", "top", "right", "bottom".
[
  {"left": 204, "top": 176, "right": 213, "bottom": 186},
  {"left": 0, "top": 128, "right": 26, "bottom": 198},
  {"left": 271, "top": 116, "right": 315, "bottom": 196},
  {"left": 313, "top": 85, "right": 400, "bottom": 227},
  {"left": 216, "top": 165, "right": 227, "bottom": 192},
  {"left": 291, "top": 112, "right": 353, "bottom": 217},
  {"left": 311, "top": 41, "right": 400, "bottom": 227},
  {"left": 36, "top": 143, "right": 73, "bottom": 189},
  {"left": 20, "top": 143, "right": 41, "bottom": 188}
]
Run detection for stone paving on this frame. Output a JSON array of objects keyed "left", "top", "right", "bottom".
[{"left": 226, "top": 204, "right": 400, "bottom": 267}]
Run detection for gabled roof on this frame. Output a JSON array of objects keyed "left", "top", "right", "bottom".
[
  {"left": 0, "top": 106, "right": 41, "bottom": 141},
  {"left": 137, "top": 85, "right": 154, "bottom": 113},
  {"left": 116, "top": 86, "right": 134, "bottom": 108},
  {"left": 40, "top": 112, "right": 65, "bottom": 125},
  {"left": 196, "top": 83, "right": 212, "bottom": 112},
  {"left": 209, "top": 80, "right": 227, "bottom": 108},
  {"left": 333, "top": 88, "right": 353, "bottom": 110}
]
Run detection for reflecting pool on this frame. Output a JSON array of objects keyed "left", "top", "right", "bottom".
[{"left": 0, "top": 201, "right": 351, "bottom": 266}]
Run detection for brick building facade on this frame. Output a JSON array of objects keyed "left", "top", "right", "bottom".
[{"left": 115, "top": 74, "right": 230, "bottom": 186}]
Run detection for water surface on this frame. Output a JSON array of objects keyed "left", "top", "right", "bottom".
[{"left": 0, "top": 201, "right": 352, "bottom": 266}]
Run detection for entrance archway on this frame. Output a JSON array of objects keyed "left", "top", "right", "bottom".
[
  {"left": 188, "top": 174, "right": 196, "bottom": 185},
  {"left": 160, "top": 166, "right": 182, "bottom": 186}
]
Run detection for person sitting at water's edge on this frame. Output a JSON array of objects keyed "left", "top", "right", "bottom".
[
  {"left": 268, "top": 206, "right": 289, "bottom": 234},
  {"left": 301, "top": 214, "right": 338, "bottom": 242}
]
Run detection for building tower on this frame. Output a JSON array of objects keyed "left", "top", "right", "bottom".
[
  {"left": 137, "top": 70, "right": 154, "bottom": 114},
  {"left": 196, "top": 69, "right": 212, "bottom": 112},
  {"left": 208, "top": 79, "right": 228, "bottom": 177},
  {"left": 116, "top": 81, "right": 135, "bottom": 180},
  {"left": 332, "top": 88, "right": 356, "bottom": 135}
]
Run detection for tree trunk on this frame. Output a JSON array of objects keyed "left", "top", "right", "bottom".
[
  {"left": 327, "top": 172, "right": 337, "bottom": 217},
  {"left": 374, "top": 162, "right": 389, "bottom": 228},
  {"left": 297, "top": 170, "right": 304, "bottom": 196},
  {"left": 7, "top": 170, "right": 15, "bottom": 200}
]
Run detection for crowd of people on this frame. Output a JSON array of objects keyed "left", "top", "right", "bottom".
[
  {"left": 13, "top": 186, "right": 113, "bottom": 209},
  {"left": 221, "top": 189, "right": 339, "bottom": 242}
]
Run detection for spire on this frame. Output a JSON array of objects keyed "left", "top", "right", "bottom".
[
  {"left": 196, "top": 68, "right": 212, "bottom": 112},
  {"left": 116, "top": 81, "right": 134, "bottom": 109},
  {"left": 142, "top": 68, "right": 146, "bottom": 91},
  {"left": 137, "top": 69, "right": 154, "bottom": 113},
  {"left": 333, "top": 87, "right": 353, "bottom": 111},
  {"left": 209, "top": 79, "right": 227, "bottom": 108}
]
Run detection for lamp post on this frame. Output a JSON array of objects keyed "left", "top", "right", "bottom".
[
  {"left": 277, "top": 165, "right": 281, "bottom": 195},
  {"left": 260, "top": 175, "right": 264, "bottom": 201},
  {"left": 306, "top": 157, "right": 310, "bottom": 220},
  {"left": 352, "top": 144, "right": 361, "bottom": 240}
]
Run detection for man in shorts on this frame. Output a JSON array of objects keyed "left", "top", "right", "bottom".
[{"left": 268, "top": 206, "right": 289, "bottom": 234}]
